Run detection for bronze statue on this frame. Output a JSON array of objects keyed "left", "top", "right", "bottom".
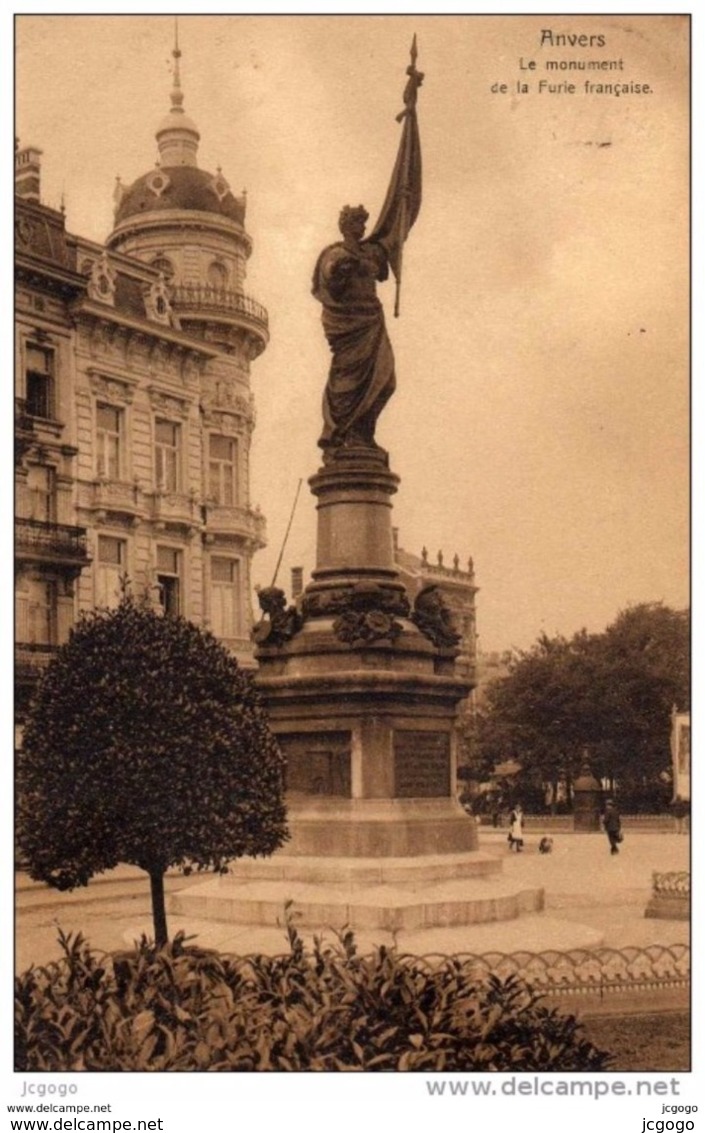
[
  {"left": 411, "top": 585, "right": 461, "bottom": 649},
  {"left": 312, "top": 206, "right": 395, "bottom": 452},
  {"left": 312, "top": 40, "right": 423, "bottom": 454},
  {"left": 252, "top": 586, "right": 301, "bottom": 647}
]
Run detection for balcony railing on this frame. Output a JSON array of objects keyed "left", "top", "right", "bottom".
[
  {"left": 16, "top": 518, "right": 90, "bottom": 563},
  {"left": 170, "top": 285, "right": 268, "bottom": 332},
  {"left": 15, "top": 642, "right": 60, "bottom": 686},
  {"left": 147, "top": 489, "right": 202, "bottom": 533},
  {"left": 203, "top": 503, "right": 267, "bottom": 545},
  {"left": 89, "top": 479, "right": 143, "bottom": 520}
]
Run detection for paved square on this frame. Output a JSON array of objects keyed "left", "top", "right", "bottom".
[{"left": 16, "top": 830, "right": 690, "bottom": 971}]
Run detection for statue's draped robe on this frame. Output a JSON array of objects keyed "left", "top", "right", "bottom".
[
  {"left": 312, "top": 240, "right": 395, "bottom": 449},
  {"left": 312, "top": 53, "right": 422, "bottom": 451}
]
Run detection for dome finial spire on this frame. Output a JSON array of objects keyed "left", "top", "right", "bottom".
[{"left": 170, "top": 16, "right": 184, "bottom": 113}]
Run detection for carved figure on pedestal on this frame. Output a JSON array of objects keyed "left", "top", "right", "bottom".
[
  {"left": 411, "top": 584, "right": 461, "bottom": 649},
  {"left": 312, "top": 38, "right": 423, "bottom": 457},
  {"left": 252, "top": 586, "right": 301, "bottom": 647}
]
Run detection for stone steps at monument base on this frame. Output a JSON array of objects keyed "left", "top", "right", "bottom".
[
  {"left": 169, "top": 875, "right": 544, "bottom": 932},
  {"left": 217, "top": 850, "right": 502, "bottom": 885}
]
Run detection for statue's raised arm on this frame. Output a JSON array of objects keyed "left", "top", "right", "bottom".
[{"left": 312, "top": 39, "right": 423, "bottom": 457}]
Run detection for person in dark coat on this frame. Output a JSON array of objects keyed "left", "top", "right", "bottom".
[{"left": 603, "top": 799, "right": 623, "bottom": 855}]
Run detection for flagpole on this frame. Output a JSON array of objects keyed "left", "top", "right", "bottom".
[
  {"left": 394, "top": 172, "right": 409, "bottom": 319},
  {"left": 393, "top": 35, "right": 420, "bottom": 319},
  {"left": 270, "top": 477, "right": 303, "bottom": 588}
]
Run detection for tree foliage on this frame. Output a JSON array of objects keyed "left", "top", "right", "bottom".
[
  {"left": 473, "top": 603, "right": 689, "bottom": 799},
  {"left": 17, "top": 596, "right": 288, "bottom": 943}
]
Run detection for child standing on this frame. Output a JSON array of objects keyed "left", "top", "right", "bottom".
[{"left": 509, "top": 804, "right": 524, "bottom": 852}]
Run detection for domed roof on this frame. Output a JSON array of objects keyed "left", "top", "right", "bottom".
[
  {"left": 114, "top": 165, "right": 245, "bottom": 226},
  {"left": 112, "top": 33, "right": 246, "bottom": 230}
]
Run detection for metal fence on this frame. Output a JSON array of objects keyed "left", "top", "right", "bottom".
[
  {"left": 226, "top": 942, "right": 689, "bottom": 1005},
  {"left": 480, "top": 814, "right": 689, "bottom": 833}
]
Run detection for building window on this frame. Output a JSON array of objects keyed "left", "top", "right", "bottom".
[
  {"left": 210, "top": 557, "right": 240, "bottom": 638},
  {"left": 207, "top": 261, "right": 228, "bottom": 289},
  {"left": 156, "top": 545, "right": 181, "bottom": 616},
  {"left": 26, "top": 465, "right": 56, "bottom": 522},
  {"left": 96, "top": 403, "right": 123, "bottom": 480},
  {"left": 208, "top": 435, "right": 237, "bottom": 505},
  {"left": 25, "top": 344, "right": 54, "bottom": 418},
  {"left": 21, "top": 579, "right": 57, "bottom": 645},
  {"left": 155, "top": 419, "right": 180, "bottom": 492},
  {"left": 96, "top": 535, "right": 126, "bottom": 609}
]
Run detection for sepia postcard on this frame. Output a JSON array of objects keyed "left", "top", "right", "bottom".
[{"left": 9, "top": 8, "right": 694, "bottom": 1123}]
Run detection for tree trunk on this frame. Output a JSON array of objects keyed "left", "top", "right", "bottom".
[{"left": 149, "top": 869, "right": 168, "bottom": 947}]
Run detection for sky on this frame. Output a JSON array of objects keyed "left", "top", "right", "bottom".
[{"left": 14, "top": 13, "right": 690, "bottom": 653}]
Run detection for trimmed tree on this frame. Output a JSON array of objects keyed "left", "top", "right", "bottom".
[{"left": 17, "top": 595, "right": 288, "bottom": 945}]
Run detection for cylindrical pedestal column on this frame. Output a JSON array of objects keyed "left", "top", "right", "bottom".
[{"left": 302, "top": 450, "right": 410, "bottom": 617}]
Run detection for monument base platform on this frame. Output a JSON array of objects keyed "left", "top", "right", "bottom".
[
  {"left": 278, "top": 798, "right": 478, "bottom": 857},
  {"left": 170, "top": 856, "right": 543, "bottom": 933}
]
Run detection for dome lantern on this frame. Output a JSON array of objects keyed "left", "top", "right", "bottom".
[{"left": 155, "top": 20, "right": 200, "bottom": 168}]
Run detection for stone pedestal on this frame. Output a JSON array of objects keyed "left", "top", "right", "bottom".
[
  {"left": 172, "top": 447, "right": 548, "bottom": 937},
  {"left": 256, "top": 446, "right": 477, "bottom": 858}
]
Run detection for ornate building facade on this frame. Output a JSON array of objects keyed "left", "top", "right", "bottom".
[
  {"left": 15, "top": 45, "right": 269, "bottom": 714},
  {"left": 392, "top": 529, "right": 478, "bottom": 686}
]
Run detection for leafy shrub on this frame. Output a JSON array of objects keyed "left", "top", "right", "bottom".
[{"left": 16, "top": 926, "right": 612, "bottom": 1072}]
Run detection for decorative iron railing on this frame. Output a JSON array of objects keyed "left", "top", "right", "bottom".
[
  {"left": 16, "top": 518, "right": 89, "bottom": 561},
  {"left": 226, "top": 942, "right": 690, "bottom": 1002},
  {"left": 170, "top": 285, "right": 268, "bottom": 331},
  {"left": 479, "top": 814, "right": 689, "bottom": 832},
  {"left": 15, "top": 643, "right": 60, "bottom": 684}
]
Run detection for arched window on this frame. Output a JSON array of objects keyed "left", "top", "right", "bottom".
[{"left": 207, "top": 260, "right": 228, "bottom": 289}]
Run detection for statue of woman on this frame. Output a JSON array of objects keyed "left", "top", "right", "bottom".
[{"left": 311, "top": 205, "right": 395, "bottom": 453}]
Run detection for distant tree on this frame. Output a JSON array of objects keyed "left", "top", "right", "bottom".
[
  {"left": 473, "top": 604, "right": 689, "bottom": 807},
  {"left": 588, "top": 603, "right": 690, "bottom": 790},
  {"left": 17, "top": 595, "right": 288, "bottom": 945}
]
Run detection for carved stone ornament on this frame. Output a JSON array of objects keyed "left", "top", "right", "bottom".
[
  {"left": 144, "top": 275, "right": 175, "bottom": 327},
  {"left": 87, "top": 252, "right": 117, "bottom": 306},
  {"left": 411, "top": 584, "right": 461, "bottom": 649},
  {"left": 301, "top": 580, "right": 410, "bottom": 621},
  {"left": 147, "top": 386, "right": 191, "bottom": 419},
  {"left": 252, "top": 586, "right": 302, "bottom": 647},
  {"left": 332, "top": 608, "right": 403, "bottom": 647},
  {"left": 209, "top": 170, "right": 231, "bottom": 202},
  {"left": 16, "top": 215, "right": 33, "bottom": 248},
  {"left": 146, "top": 169, "right": 171, "bottom": 199},
  {"left": 88, "top": 370, "right": 135, "bottom": 405}
]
